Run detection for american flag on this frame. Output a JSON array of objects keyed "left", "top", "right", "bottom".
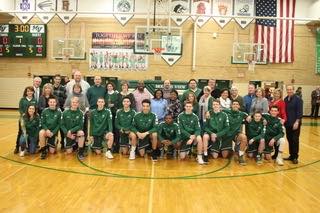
[{"left": 255, "top": 0, "right": 296, "bottom": 63}]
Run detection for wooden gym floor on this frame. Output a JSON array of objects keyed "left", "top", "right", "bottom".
[{"left": 0, "top": 109, "right": 319, "bottom": 212}]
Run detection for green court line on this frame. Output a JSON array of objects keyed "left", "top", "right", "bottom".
[
  {"left": 1, "top": 155, "right": 319, "bottom": 180},
  {"left": 76, "top": 155, "right": 231, "bottom": 179}
]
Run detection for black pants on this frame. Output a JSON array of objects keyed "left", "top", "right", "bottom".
[
  {"left": 15, "top": 120, "right": 22, "bottom": 150},
  {"left": 285, "top": 125, "right": 301, "bottom": 159},
  {"left": 310, "top": 104, "right": 319, "bottom": 118}
]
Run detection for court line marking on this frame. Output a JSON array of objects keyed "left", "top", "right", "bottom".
[
  {"left": 0, "top": 133, "right": 16, "bottom": 142},
  {"left": 281, "top": 172, "right": 320, "bottom": 203},
  {"left": 300, "top": 142, "right": 320, "bottom": 153},
  {"left": 148, "top": 163, "right": 155, "bottom": 213}
]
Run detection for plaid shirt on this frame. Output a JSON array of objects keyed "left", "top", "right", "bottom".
[{"left": 53, "top": 84, "right": 67, "bottom": 109}]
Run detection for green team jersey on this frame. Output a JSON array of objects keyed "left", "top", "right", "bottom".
[
  {"left": 115, "top": 108, "right": 136, "bottom": 132},
  {"left": 40, "top": 108, "right": 62, "bottom": 135},
  {"left": 22, "top": 114, "right": 40, "bottom": 138},
  {"left": 245, "top": 120, "right": 266, "bottom": 141},
  {"left": 105, "top": 91, "right": 121, "bottom": 114},
  {"left": 19, "top": 97, "right": 37, "bottom": 115},
  {"left": 177, "top": 112, "right": 201, "bottom": 139},
  {"left": 90, "top": 108, "right": 113, "bottom": 136},
  {"left": 262, "top": 113, "right": 284, "bottom": 141},
  {"left": 223, "top": 109, "right": 248, "bottom": 137},
  {"left": 157, "top": 122, "right": 181, "bottom": 144},
  {"left": 204, "top": 111, "right": 229, "bottom": 139},
  {"left": 61, "top": 108, "right": 84, "bottom": 134},
  {"left": 131, "top": 112, "right": 158, "bottom": 133},
  {"left": 86, "top": 85, "right": 106, "bottom": 110}
]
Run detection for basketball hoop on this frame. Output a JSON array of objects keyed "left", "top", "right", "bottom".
[
  {"left": 247, "top": 59, "right": 256, "bottom": 72},
  {"left": 152, "top": 47, "right": 165, "bottom": 61}
]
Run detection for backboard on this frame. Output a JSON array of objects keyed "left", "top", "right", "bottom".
[
  {"left": 232, "top": 42, "right": 267, "bottom": 64},
  {"left": 52, "top": 38, "right": 86, "bottom": 59}
]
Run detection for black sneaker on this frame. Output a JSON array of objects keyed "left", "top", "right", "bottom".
[
  {"left": 256, "top": 154, "right": 263, "bottom": 165},
  {"left": 40, "top": 150, "right": 47, "bottom": 160},
  {"left": 14, "top": 147, "right": 19, "bottom": 154},
  {"left": 77, "top": 151, "right": 85, "bottom": 160},
  {"left": 151, "top": 151, "right": 158, "bottom": 162},
  {"left": 238, "top": 155, "right": 247, "bottom": 166},
  {"left": 203, "top": 154, "right": 209, "bottom": 164},
  {"left": 284, "top": 156, "right": 293, "bottom": 161},
  {"left": 292, "top": 159, "right": 298, "bottom": 164},
  {"left": 271, "top": 155, "right": 277, "bottom": 160}
]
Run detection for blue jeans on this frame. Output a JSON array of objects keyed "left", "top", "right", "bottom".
[{"left": 19, "top": 135, "right": 38, "bottom": 154}]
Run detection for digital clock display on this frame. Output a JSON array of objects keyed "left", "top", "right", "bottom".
[{"left": 0, "top": 24, "right": 47, "bottom": 57}]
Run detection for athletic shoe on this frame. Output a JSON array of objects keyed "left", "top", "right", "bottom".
[
  {"left": 203, "top": 155, "right": 209, "bottom": 164},
  {"left": 77, "top": 152, "right": 85, "bottom": 160},
  {"left": 271, "top": 155, "right": 277, "bottom": 160},
  {"left": 14, "top": 147, "right": 19, "bottom": 154},
  {"left": 19, "top": 150, "right": 25, "bottom": 157},
  {"left": 256, "top": 154, "right": 263, "bottom": 165},
  {"left": 40, "top": 150, "right": 47, "bottom": 160},
  {"left": 151, "top": 151, "right": 158, "bottom": 162},
  {"left": 105, "top": 150, "right": 114, "bottom": 159},
  {"left": 276, "top": 157, "right": 284, "bottom": 166},
  {"left": 292, "top": 159, "right": 298, "bottom": 164},
  {"left": 129, "top": 150, "right": 136, "bottom": 160},
  {"left": 197, "top": 155, "right": 204, "bottom": 165},
  {"left": 238, "top": 155, "right": 247, "bottom": 166},
  {"left": 284, "top": 156, "right": 293, "bottom": 161}
]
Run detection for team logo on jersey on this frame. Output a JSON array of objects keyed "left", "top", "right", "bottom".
[{"left": 20, "top": 0, "right": 31, "bottom": 11}]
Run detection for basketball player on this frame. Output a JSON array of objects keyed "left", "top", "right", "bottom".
[
  {"left": 177, "top": 101, "right": 204, "bottom": 165},
  {"left": 89, "top": 98, "right": 114, "bottom": 159},
  {"left": 38, "top": 96, "right": 62, "bottom": 159}
]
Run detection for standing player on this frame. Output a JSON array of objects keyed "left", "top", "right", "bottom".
[
  {"left": 222, "top": 100, "right": 249, "bottom": 165},
  {"left": 90, "top": 98, "right": 114, "bottom": 159},
  {"left": 131, "top": 99, "right": 158, "bottom": 161},
  {"left": 158, "top": 114, "right": 181, "bottom": 158},
  {"left": 177, "top": 101, "right": 204, "bottom": 164},
  {"left": 115, "top": 97, "right": 136, "bottom": 159},
  {"left": 246, "top": 111, "right": 266, "bottom": 164},
  {"left": 61, "top": 97, "right": 85, "bottom": 159},
  {"left": 263, "top": 106, "right": 285, "bottom": 165},
  {"left": 203, "top": 100, "right": 229, "bottom": 163},
  {"left": 38, "top": 96, "right": 62, "bottom": 159}
]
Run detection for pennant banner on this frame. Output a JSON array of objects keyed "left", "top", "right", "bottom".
[
  {"left": 234, "top": 0, "right": 255, "bottom": 29},
  {"left": 191, "top": 0, "right": 211, "bottom": 28},
  {"left": 161, "top": 55, "right": 182, "bottom": 66},
  {"left": 36, "top": 0, "right": 56, "bottom": 24},
  {"left": 15, "top": 0, "right": 35, "bottom": 24},
  {"left": 56, "top": 0, "right": 78, "bottom": 24},
  {"left": 212, "top": 0, "right": 233, "bottom": 28},
  {"left": 113, "top": 0, "right": 135, "bottom": 26},
  {"left": 316, "top": 28, "right": 320, "bottom": 74},
  {"left": 171, "top": 0, "right": 190, "bottom": 26}
]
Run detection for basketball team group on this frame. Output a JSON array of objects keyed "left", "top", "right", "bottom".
[{"left": 15, "top": 70, "right": 303, "bottom": 166}]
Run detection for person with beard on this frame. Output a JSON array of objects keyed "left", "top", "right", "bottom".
[{"left": 132, "top": 80, "right": 153, "bottom": 112}]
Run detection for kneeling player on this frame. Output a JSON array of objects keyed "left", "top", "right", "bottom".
[
  {"left": 177, "top": 101, "right": 204, "bottom": 164},
  {"left": 246, "top": 111, "right": 266, "bottom": 164},
  {"left": 131, "top": 99, "right": 158, "bottom": 161},
  {"left": 263, "top": 106, "right": 285, "bottom": 165},
  {"left": 203, "top": 100, "right": 229, "bottom": 163},
  {"left": 223, "top": 100, "right": 249, "bottom": 165},
  {"left": 90, "top": 97, "right": 114, "bottom": 159},
  {"left": 61, "top": 97, "right": 86, "bottom": 159},
  {"left": 158, "top": 114, "right": 181, "bottom": 158},
  {"left": 115, "top": 97, "right": 137, "bottom": 159},
  {"left": 39, "top": 96, "right": 62, "bottom": 159}
]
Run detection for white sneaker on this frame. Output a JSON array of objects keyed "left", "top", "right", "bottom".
[
  {"left": 129, "top": 150, "right": 136, "bottom": 160},
  {"left": 197, "top": 155, "right": 204, "bottom": 165},
  {"left": 105, "top": 150, "right": 114, "bottom": 159},
  {"left": 19, "top": 151, "right": 25, "bottom": 157},
  {"left": 276, "top": 157, "right": 284, "bottom": 166}
]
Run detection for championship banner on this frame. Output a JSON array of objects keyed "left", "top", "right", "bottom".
[
  {"left": 36, "top": 0, "right": 56, "bottom": 24},
  {"left": 15, "top": 0, "right": 36, "bottom": 24},
  {"left": 234, "top": 0, "right": 255, "bottom": 29},
  {"left": 191, "top": 0, "right": 212, "bottom": 28},
  {"left": 89, "top": 49, "right": 148, "bottom": 71},
  {"left": 316, "top": 28, "right": 320, "bottom": 74},
  {"left": 171, "top": 0, "right": 190, "bottom": 26},
  {"left": 212, "top": 0, "right": 233, "bottom": 28},
  {"left": 113, "top": 0, "right": 135, "bottom": 26},
  {"left": 56, "top": 0, "right": 78, "bottom": 24}
]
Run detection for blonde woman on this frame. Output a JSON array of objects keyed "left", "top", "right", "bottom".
[
  {"left": 38, "top": 83, "right": 58, "bottom": 114},
  {"left": 198, "top": 86, "right": 214, "bottom": 126}
]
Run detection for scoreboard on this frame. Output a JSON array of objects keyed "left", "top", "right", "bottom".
[{"left": 0, "top": 24, "right": 47, "bottom": 57}]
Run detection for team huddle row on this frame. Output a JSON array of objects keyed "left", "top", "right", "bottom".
[{"left": 17, "top": 91, "right": 285, "bottom": 166}]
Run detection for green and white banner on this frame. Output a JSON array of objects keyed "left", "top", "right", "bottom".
[{"left": 316, "top": 28, "right": 320, "bottom": 74}]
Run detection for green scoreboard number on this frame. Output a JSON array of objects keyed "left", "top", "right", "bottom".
[{"left": 0, "top": 24, "right": 46, "bottom": 57}]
